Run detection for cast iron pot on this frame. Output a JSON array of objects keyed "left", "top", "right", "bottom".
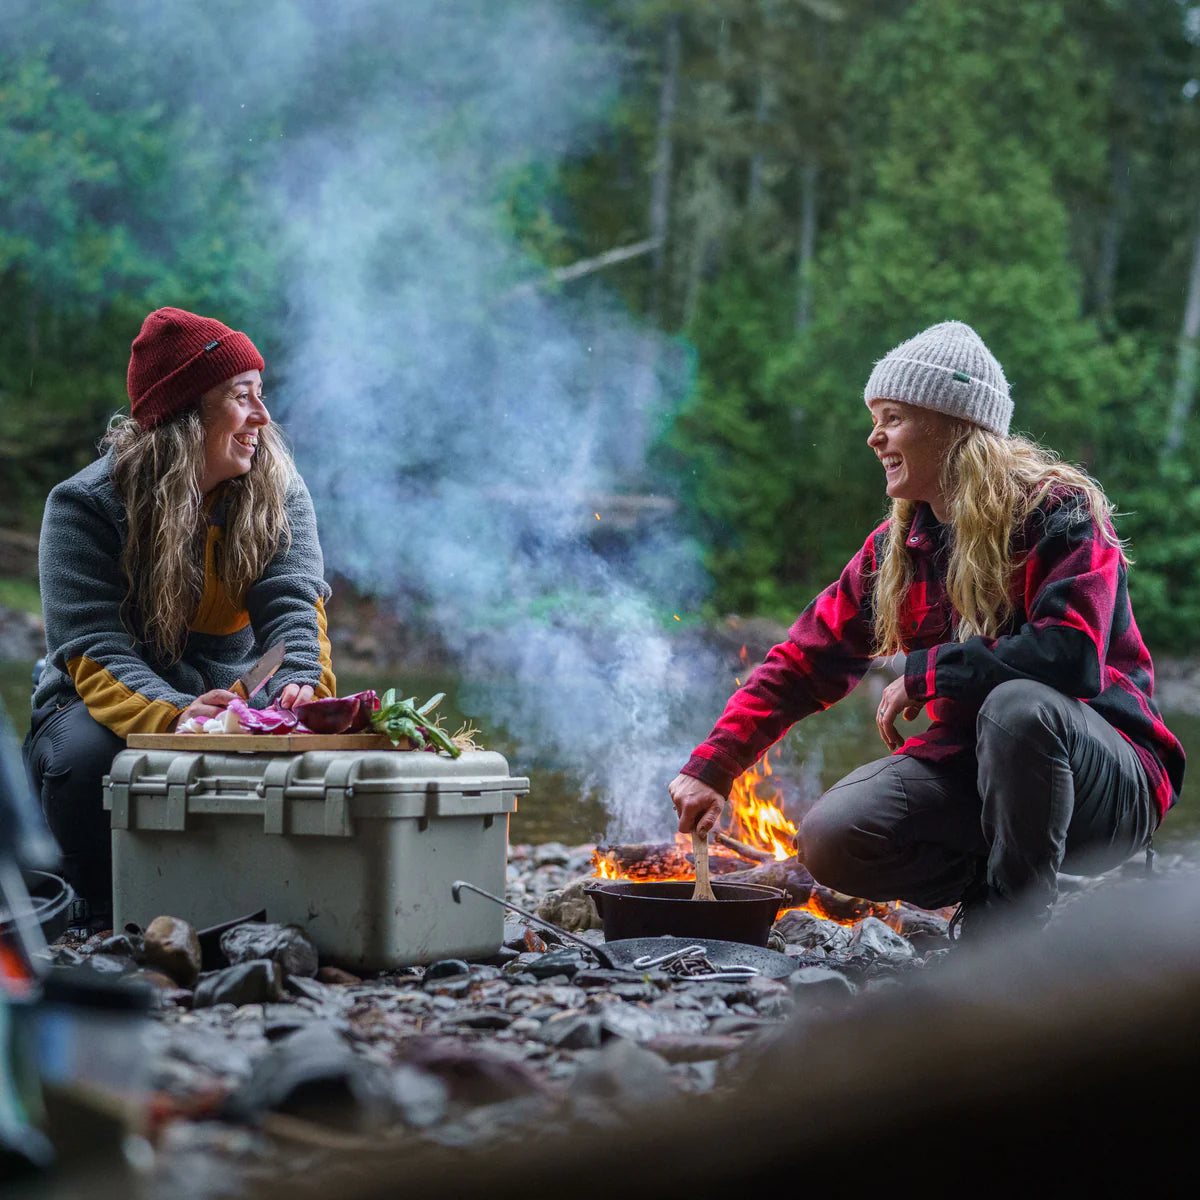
[{"left": 583, "top": 880, "right": 785, "bottom": 947}]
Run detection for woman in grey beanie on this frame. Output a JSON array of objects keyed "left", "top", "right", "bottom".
[{"left": 670, "top": 320, "right": 1184, "bottom": 940}]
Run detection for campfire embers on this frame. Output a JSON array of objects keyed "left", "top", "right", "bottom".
[{"left": 591, "top": 751, "right": 917, "bottom": 933}]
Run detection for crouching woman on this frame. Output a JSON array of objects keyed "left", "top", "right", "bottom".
[{"left": 26, "top": 307, "right": 337, "bottom": 924}]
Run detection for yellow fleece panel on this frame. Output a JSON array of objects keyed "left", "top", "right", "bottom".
[
  {"left": 68, "top": 656, "right": 182, "bottom": 737},
  {"left": 315, "top": 596, "right": 337, "bottom": 698},
  {"left": 188, "top": 525, "right": 251, "bottom": 636}
]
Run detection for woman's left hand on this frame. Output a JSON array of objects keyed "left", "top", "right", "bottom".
[
  {"left": 876, "top": 676, "right": 921, "bottom": 751},
  {"left": 276, "top": 683, "right": 315, "bottom": 710}
]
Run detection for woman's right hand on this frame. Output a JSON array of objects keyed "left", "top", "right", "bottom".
[
  {"left": 669, "top": 772, "right": 726, "bottom": 836},
  {"left": 174, "top": 689, "right": 239, "bottom": 728}
]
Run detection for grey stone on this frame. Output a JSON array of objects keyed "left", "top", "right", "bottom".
[
  {"left": 538, "top": 1013, "right": 603, "bottom": 1049},
  {"left": 598, "top": 1002, "right": 708, "bottom": 1043},
  {"left": 568, "top": 1039, "right": 679, "bottom": 1114},
  {"left": 424, "top": 958, "right": 472, "bottom": 979},
  {"left": 442, "top": 1009, "right": 514, "bottom": 1030},
  {"left": 772, "top": 908, "right": 850, "bottom": 951},
  {"left": 536, "top": 879, "right": 603, "bottom": 933},
  {"left": 523, "top": 950, "right": 586, "bottom": 980},
  {"left": 220, "top": 1025, "right": 395, "bottom": 1132},
  {"left": 219, "top": 923, "right": 319, "bottom": 978},
  {"left": 788, "top": 965, "right": 857, "bottom": 998},
  {"left": 848, "top": 916, "right": 917, "bottom": 963},
  {"left": 533, "top": 842, "right": 571, "bottom": 867},
  {"left": 194, "top": 960, "right": 286, "bottom": 1009}
]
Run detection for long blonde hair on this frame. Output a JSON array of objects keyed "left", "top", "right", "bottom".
[
  {"left": 102, "top": 403, "right": 297, "bottom": 660},
  {"left": 872, "top": 422, "right": 1126, "bottom": 657}
]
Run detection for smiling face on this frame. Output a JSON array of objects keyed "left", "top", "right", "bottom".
[
  {"left": 867, "top": 398, "right": 960, "bottom": 520},
  {"left": 198, "top": 369, "right": 269, "bottom": 494}
]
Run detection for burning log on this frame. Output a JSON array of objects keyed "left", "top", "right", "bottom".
[
  {"left": 592, "top": 842, "right": 745, "bottom": 880},
  {"left": 721, "top": 857, "right": 815, "bottom": 907}
]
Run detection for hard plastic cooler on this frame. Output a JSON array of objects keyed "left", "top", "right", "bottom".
[{"left": 103, "top": 748, "right": 528, "bottom": 968}]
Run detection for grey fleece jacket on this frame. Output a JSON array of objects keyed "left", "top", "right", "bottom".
[{"left": 34, "top": 451, "right": 336, "bottom": 736}]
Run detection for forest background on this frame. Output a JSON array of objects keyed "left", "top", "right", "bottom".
[{"left": 2, "top": 0, "right": 1199, "bottom": 658}]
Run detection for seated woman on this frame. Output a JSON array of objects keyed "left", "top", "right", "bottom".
[
  {"left": 670, "top": 320, "right": 1184, "bottom": 939},
  {"left": 26, "top": 306, "right": 337, "bottom": 926}
]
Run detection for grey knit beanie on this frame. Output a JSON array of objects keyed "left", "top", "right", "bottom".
[{"left": 863, "top": 320, "right": 1012, "bottom": 437}]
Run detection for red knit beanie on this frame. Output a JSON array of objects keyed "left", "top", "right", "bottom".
[{"left": 127, "top": 307, "right": 265, "bottom": 430}]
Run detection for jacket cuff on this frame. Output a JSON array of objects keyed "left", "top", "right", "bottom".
[
  {"left": 680, "top": 754, "right": 735, "bottom": 800},
  {"left": 904, "top": 647, "right": 937, "bottom": 702}
]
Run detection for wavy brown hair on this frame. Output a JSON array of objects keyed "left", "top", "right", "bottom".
[
  {"left": 872, "top": 420, "right": 1126, "bottom": 658},
  {"left": 102, "top": 401, "right": 297, "bottom": 660}
]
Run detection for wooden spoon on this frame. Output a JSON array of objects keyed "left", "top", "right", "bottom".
[{"left": 691, "top": 830, "right": 717, "bottom": 901}]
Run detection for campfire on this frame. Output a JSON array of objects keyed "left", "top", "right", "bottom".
[{"left": 592, "top": 750, "right": 898, "bottom": 929}]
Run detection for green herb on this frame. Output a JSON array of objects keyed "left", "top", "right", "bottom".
[{"left": 371, "top": 688, "right": 462, "bottom": 757}]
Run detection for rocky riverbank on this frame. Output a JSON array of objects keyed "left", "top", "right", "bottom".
[{"left": 33, "top": 839, "right": 1199, "bottom": 1199}]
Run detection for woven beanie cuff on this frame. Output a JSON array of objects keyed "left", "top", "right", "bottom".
[
  {"left": 133, "top": 332, "right": 264, "bottom": 430},
  {"left": 863, "top": 321, "right": 1012, "bottom": 437}
]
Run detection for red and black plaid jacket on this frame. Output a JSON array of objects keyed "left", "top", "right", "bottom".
[{"left": 682, "top": 495, "right": 1184, "bottom": 822}]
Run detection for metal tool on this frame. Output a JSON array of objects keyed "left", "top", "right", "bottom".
[
  {"left": 630, "top": 942, "right": 759, "bottom": 980},
  {"left": 230, "top": 642, "right": 287, "bottom": 702},
  {"left": 450, "top": 880, "right": 779, "bottom": 978}
]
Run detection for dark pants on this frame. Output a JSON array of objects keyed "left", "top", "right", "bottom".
[
  {"left": 24, "top": 699, "right": 124, "bottom": 914},
  {"left": 796, "top": 680, "right": 1158, "bottom": 920}
]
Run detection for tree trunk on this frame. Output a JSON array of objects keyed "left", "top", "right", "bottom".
[
  {"left": 795, "top": 153, "right": 819, "bottom": 330},
  {"left": 650, "top": 15, "right": 681, "bottom": 321},
  {"left": 1164, "top": 198, "right": 1200, "bottom": 459},
  {"left": 1093, "top": 143, "right": 1129, "bottom": 324}
]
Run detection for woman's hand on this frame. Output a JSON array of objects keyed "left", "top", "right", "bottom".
[
  {"left": 876, "top": 675, "right": 921, "bottom": 750},
  {"left": 276, "top": 683, "right": 315, "bottom": 710},
  {"left": 176, "top": 688, "right": 239, "bottom": 727},
  {"left": 669, "top": 773, "right": 725, "bottom": 836}
]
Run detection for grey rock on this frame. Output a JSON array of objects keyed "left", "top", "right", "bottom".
[
  {"left": 83, "top": 953, "right": 134, "bottom": 976},
  {"left": 533, "top": 842, "right": 571, "bottom": 867},
  {"left": 194, "top": 960, "right": 286, "bottom": 1009},
  {"left": 442, "top": 1009, "right": 514, "bottom": 1030},
  {"left": 598, "top": 1002, "right": 708, "bottom": 1043},
  {"left": 96, "top": 933, "right": 143, "bottom": 960},
  {"left": 144, "top": 915, "right": 202, "bottom": 987},
  {"left": 424, "top": 958, "right": 472, "bottom": 979},
  {"left": 219, "top": 923, "right": 319, "bottom": 978},
  {"left": 538, "top": 1013, "right": 603, "bottom": 1049},
  {"left": 524, "top": 950, "right": 586, "bottom": 980},
  {"left": 221, "top": 1025, "right": 395, "bottom": 1132},
  {"left": 848, "top": 916, "right": 917, "bottom": 963},
  {"left": 568, "top": 1039, "right": 679, "bottom": 1115},
  {"left": 788, "top": 965, "right": 857, "bottom": 998},
  {"left": 536, "top": 879, "right": 602, "bottom": 933},
  {"left": 424, "top": 973, "right": 473, "bottom": 998},
  {"left": 772, "top": 909, "right": 850, "bottom": 951}
]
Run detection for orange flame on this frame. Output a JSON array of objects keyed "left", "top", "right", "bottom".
[
  {"left": 592, "top": 749, "right": 799, "bottom": 881},
  {"left": 725, "top": 751, "right": 797, "bottom": 861}
]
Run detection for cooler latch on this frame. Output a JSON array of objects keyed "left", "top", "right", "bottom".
[
  {"left": 163, "top": 755, "right": 200, "bottom": 832},
  {"left": 321, "top": 757, "right": 361, "bottom": 837}
]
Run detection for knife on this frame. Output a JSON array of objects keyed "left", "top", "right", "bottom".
[{"left": 230, "top": 641, "right": 287, "bottom": 702}]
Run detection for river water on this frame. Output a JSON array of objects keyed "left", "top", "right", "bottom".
[{"left": 6, "top": 658, "right": 1198, "bottom": 853}]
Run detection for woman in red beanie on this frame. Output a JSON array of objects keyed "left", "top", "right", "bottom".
[{"left": 25, "top": 307, "right": 337, "bottom": 928}]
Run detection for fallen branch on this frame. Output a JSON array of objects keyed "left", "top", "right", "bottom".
[
  {"left": 502, "top": 237, "right": 662, "bottom": 298},
  {"left": 714, "top": 832, "right": 773, "bottom": 863}
]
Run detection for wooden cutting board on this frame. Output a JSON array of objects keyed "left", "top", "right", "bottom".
[{"left": 126, "top": 732, "right": 413, "bottom": 752}]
